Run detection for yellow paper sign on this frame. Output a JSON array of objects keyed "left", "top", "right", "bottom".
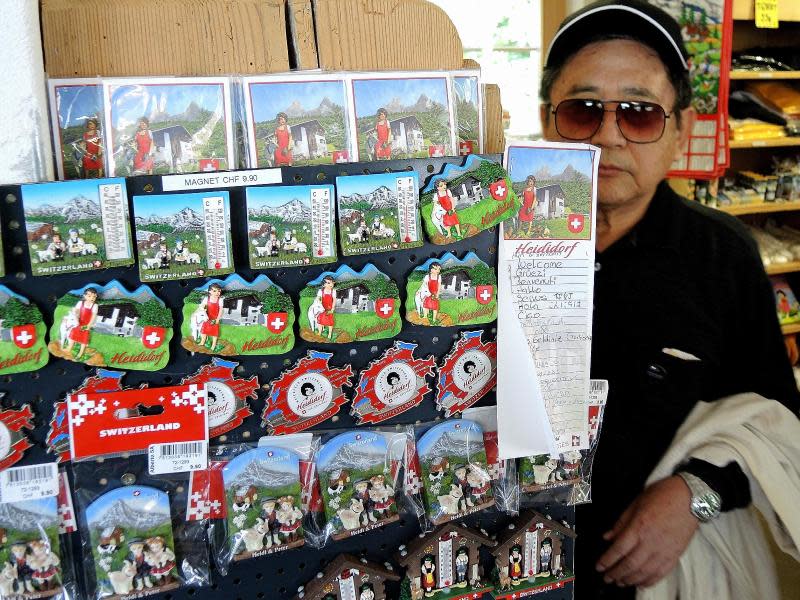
[{"left": 755, "top": 0, "right": 779, "bottom": 28}]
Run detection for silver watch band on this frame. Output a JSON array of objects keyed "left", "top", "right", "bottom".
[{"left": 676, "top": 471, "right": 722, "bottom": 523}]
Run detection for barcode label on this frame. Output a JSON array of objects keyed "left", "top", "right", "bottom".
[
  {"left": 0, "top": 463, "right": 59, "bottom": 503},
  {"left": 589, "top": 379, "right": 609, "bottom": 404},
  {"left": 149, "top": 441, "right": 208, "bottom": 475}
]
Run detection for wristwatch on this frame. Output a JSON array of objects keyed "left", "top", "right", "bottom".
[{"left": 676, "top": 471, "right": 722, "bottom": 523}]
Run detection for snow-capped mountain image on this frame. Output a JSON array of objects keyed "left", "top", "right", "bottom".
[
  {"left": 250, "top": 198, "right": 311, "bottom": 222},
  {"left": 0, "top": 502, "right": 57, "bottom": 531},
  {"left": 228, "top": 460, "right": 297, "bottom": 489},
  {"left": 340, "top": 186, "right": 397, "bottom": 211},
  {"left": 421, "top": 430, "right": 484, "bottom": 462},
  {"left": 532, "top": 164, "right": 589, "bottom": 183},
  {"left": 69, "top": 280, "right": 160, "bottom": 305},
  {"left": 197, "top": 274, "right": 282, "bottom": 294},
  {"left": 383, "top": 93, "right": 444, "bottom": 115},
  {"left": 90, "top": 499, "right": 170, "bottom": 532},
  {"left": 135, "top": 207, "right": 205, "bottom": 230},
  {"left": 282, "top": 96, "right": 343, "bottom": 119},
  {"left": 310, "top": 264, "right": 386, "bottom": 286},
  {"left": 27, "top": 194, "right": 102, "bottom": 222},
  {"left": 322, "top": 442, "right": 387, "bottom": 474}
]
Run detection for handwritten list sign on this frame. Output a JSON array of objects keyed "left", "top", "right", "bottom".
[{"left": 497, "top": 142, "right": 599, "bottom": 457}]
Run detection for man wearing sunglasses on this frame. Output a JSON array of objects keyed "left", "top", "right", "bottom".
[{"left": 540, "top": 1, "right": 800, "bottom": 597}]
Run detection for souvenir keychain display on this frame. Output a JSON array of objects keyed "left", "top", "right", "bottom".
[
  {"left": 134, "top": 191, "right": 234, "bottom": 282},
  {"left": 405, "top": 252, "right": 497, "bottom": 328},
  {"left": 0, "top": 285, "right": 48, "bottom": 375},
  {"left": 246, "top": 184, "right": 337, "bottom": 269},
  {"left": 21, "top": 178, "right": 134, "bottom": 276},
  {"left": 180, "top": 274, "right": 294, "bottom": 357},
  {"left": 48, "top": 280, "right": 173, "bottom": 370},
  {"left": 298, "top": 264, "right": 401, "bottom": 343}
]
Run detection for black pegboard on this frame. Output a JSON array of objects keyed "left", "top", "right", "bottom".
[{"left": 0, "top": 156, "right": 575, "bottom": 600}]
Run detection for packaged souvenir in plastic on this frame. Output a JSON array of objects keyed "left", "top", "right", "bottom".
[{"left": 451, "top": 70, "right": 483, "bottom": 155}]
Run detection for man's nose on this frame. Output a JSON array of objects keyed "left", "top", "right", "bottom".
[{"left": 591, "top": 107, "right": 627, "bottom": 147}]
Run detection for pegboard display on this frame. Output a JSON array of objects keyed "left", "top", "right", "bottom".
[{"left": 0, "top": 156, "right": 575, "bottom": 600}]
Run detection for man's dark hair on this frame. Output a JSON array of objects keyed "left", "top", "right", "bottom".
[{"left": 540, "top": 34, "right": 692, "bottom": 128}]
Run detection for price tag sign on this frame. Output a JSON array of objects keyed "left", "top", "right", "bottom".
[
  {"left": 0, "top": 463, "right": 59, "bottom": 503},
  {"left": 148, "top": 441, "right": 208, "bottom": 475},
  {"left": 755, "top": 0, "right": 779, "bottom": 28}
]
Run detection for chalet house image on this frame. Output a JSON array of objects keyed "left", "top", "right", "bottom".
[
  {"left": 340, "top": 209, "right": 363, "bottom": 227},
  {"left": 452, "top": 176, "right": 485, "bottom": 209},
  {"left": 335, "top": 284, "right": 373, "bottom": 313},
  {"left": 94, "top": 303, "right": 141, "bottom": 338},
  {"left": 248, "top": 221, "right": 273, "bottom": 239},
  {"left": 220, "top": 294, "right": 263, "bottom": 326},
  {"left": 440, "top": 269, "right": 472, "bottom": 300},
  {"left": 290, "top": 120, "right": 328, "bottom": 160},
  {"left": 136, "top": 230, "right": 161, "bottom": 251},
  {"left": 490, "top": 510, "right": 575, "bottom": 594},
  {"left": 390, "top": 116, "right": 424, "bottom": 154},
  {"left": 151, "top": 125, "right": 193, "bottom": 169},
  {"left": 535, "top": 184, "right": 566, "bottom": 220},
  {"left": 294, "top": 553, "right": 399, "bottom": 600},
  {"left": 396, "top": 523, "right": 495, "bottom": 597},
  {"left": 26, "top": 221, "right": 54, "bottom": 242}
]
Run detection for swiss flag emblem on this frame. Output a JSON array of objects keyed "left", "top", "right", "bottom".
[
  {"left": 266, "top": 312, "right": 288, "bottom": 334},
  {"left": 567, "top": 213, "right": 585, "bottom": 234},
  {"left": 475, "top": 285, "right": 494, "bottom": 305},
  {"left": 489, "top": 179, "right": 508, "bottom": 201},
  {"left": 332, "top": 150, "right": 349, "bottom": 164},
  {"left": 459, "top": 140, "right": 474, "bottom": 155},
  {"left": 141, "top": 326, "right": 166, "bottom": 349},
  {"left": 12, "top": 324, "right": 36, "bottom": 349},
  {"left": 375, "top": 298, "right": 395, "bottom": 319},
  {"left": 199, "top": 158, "right": 220, "bottom": 172},
  {"left": 428, "top": 145, "right": 445, "bottom": 158}
]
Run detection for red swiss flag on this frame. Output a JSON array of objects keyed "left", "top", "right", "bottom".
[
  {"left": 375, "top": 298, "right": 395, "bottom": 319},
  {"left": 567, "top": 213, "right": 585, "bottom": 234},
  {"left": 332, "top": 150, "right": 349, "bottom": 164},
  {"left": 428, "top": 145, "right": 445, "bottom": 158},
  {"left": 141, "top": 326, "right": 166, "bottom": 349},
  {"left": 459, "top": 140, "right": 474, "bottom": 155},
  {"left": 489, "top": 179, "right": 509, "bottom": 201},
  {"left": 475, "top": 285, "right": 494, "bottom": 305},
  {"left": 12, "top": 324, "right": 36, "bottom": 349},
  {"left": 199, "top": 158, "right": 220, "bottom": 172},
  {"left": 266, "top": 312, "right": 289, "bottom": 334}
]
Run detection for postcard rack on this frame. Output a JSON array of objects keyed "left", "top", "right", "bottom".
[{"left": 0, "top": 155, "right": 574, "bottom": 600}]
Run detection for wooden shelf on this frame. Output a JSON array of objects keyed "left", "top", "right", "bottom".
[
  {"left": 729, "top": 137, "right": 800, "bottom": 149},
  {"left": 731, "top": 70, "right": 800, "bottom": 80},
  {"left": 782, "top": 323, "right": 800, "bottom": 335},
  {"left": 767, "top": 261, "right": 800, "bottom": 275},
  {"left": 716, "top": 201, "right": 800, "bottom": 216}
]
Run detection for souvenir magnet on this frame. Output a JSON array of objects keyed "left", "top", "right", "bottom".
[
  {"left": 452, "top": 71, "right": 483, "bottom": 156},
  {"left": 47, "top": 370, "right": 139, "bottom": 463},
  {"left": 246, "top": 185, "right": 337, "bottom": 269},
  {"left": 180, "top": 358, "right": 258, "bottom": 438},
  {"left": 317, "top": 431, "right": 401, "bottom": 540},
  {"left": 242, "top": 76, "right": 352, "bottom": 168},
  {"left": 57, "top": 471, "right": 77, "bottom": 535},
  {"left": 336, "top": 172, "right": 423, "bottom": 255},
  {"left": 406, "top": 252, "right": 497, "bottom": 328},
  {"left": 261, "top": 350, "right": 353, "bottom": 435},
  {"left": 519, "top": 452, "right": 583, "bottom": 494},
  {"left": 0, "top": 404, "right": 34, "bottom": 470},
  {"left": 489, "top": 511, "right": 575, "bottom": 598},
  {"left": 420, "top": 155, "right": 518, "bottom": 243},
  {"left": 351, "top": 73, "right": 455, "bottom": 160},
  {"left": 294, "top": 554, "right": 400, "bottom": 600},
  {"left": 22, "top": 178, "right": 134, "bottom": 276},
  {"left": 86, "top": 486, "right": 179, "bottom": 597},
  {"left": 416, "top": 419, "right": 495, "bottom": 525},
  {"left": 0, "top": 286, "right": 48, "bottom": 374},
  {"left": 222, "top": 446, "right": 305, "bottom": 559},
  {"left": 299, "top": 264, "right": 401, "bottom": 343},
  {"left": 0, "top": 494, "right": 63, "bottom": 598},
  {"left": 49, "top": 281, "right": 173, "bottom": 371},
  {"left": 48, "top": 78, "right": 106, "bottom": 180},
  {"left": 134, "top": 191, "right": 234, "bottom": 282},
  {"left": 104, "top": 77, "right": 235, "bottom": 176},
  {"left": 437, "top": 331, "right": 497, "bottom": 417},
  {"left": 181, "top": 274, "right": 293, "bottom": 357},
  {"left": 396, "top": 523, "right": 496, "bottom": 600},
  {"left": 351, "top": 341, "right": 435, "bottom": 425}
]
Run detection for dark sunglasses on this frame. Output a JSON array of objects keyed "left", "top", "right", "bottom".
[{"left": 551, "top": 99, "right": 672, "bottom": 144}]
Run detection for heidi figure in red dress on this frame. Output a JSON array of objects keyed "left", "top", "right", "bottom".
[
  {"left": 133, "top": 117, "right": 155, "bottom": 175},
  {"left": 80, "top": 118, "right": 104, "bottom": 178},
  {"left": 509, "top": 545, "right": 523, "bottom": 584},
  {"left": 419, "top": 262, "right": 442, "bottom": 324},
  {"left": 63, "top": 287, "right": 99, "bottom": 360},
  {"left": 374, "top": 108, "right": 392, "bottom": 160},
  {"left": 273, "top": 112, "right": 294, "bottom": 166},
  {"left": 434, "top": 179, "right": 462, "bottom": 239},
  {"left": 311, "top": 276, "right": 336, "bottom": 340},
  {"left": 199, "top": 283, "right": 224, "bottom": 351},
  {"left": 518, "top": 175, "right": 537, "bottom": 236}
]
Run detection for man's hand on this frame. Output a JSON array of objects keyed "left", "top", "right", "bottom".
[{"left": 596, "top": 475, "right": 698, "bottom": 588}]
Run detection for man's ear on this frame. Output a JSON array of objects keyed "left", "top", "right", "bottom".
[{"left": 673, "top": 106, "right": 695, "bottom": 164}]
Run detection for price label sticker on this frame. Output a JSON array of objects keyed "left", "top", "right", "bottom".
[
  {"left": 148, "top": 441, "right": 208, "bottom": 475},
  {"left": 0, "top": 463, "right": 59, "bottom": 503},
  {"left": 755, "top": 0, "right": 779, "bottom": 28}
]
